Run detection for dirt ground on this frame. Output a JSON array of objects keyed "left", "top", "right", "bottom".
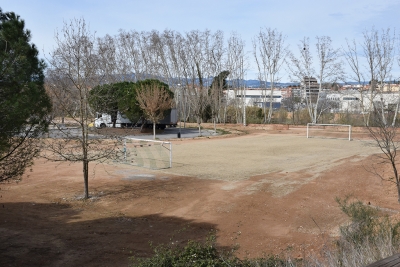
[{"left": 1, "top": 124, "right": 399, "bottom": 266}]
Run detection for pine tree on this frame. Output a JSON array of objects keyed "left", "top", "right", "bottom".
[{"left": 0, "top": 9, "right": 52, "bottom": 181}]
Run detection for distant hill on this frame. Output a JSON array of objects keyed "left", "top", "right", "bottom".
[{"left": 111, "top": 74, "right": 365, "bottom": 88}]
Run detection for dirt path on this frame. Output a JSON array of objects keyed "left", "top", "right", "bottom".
[{"left": 1, "top": 126, "right": 399, "bottom": 266}]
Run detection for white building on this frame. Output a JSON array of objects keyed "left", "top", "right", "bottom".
[
  {"left": 326, "top": 90, "right": 400, "bottom": 113},
  {"left": 226, "top": 88, "right": 282, "bottom": 108}
]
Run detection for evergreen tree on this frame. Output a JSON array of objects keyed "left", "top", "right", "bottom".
[
  {"left": 0, "top": 9, "right": 51, "bottom": 181},
  {"left": 89, "top": 83, "right": 123, "bottom": 128}
]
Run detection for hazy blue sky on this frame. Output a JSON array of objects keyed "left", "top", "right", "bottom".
[{"left": 2, "top": 0, "right": 400, "bottom": 81}]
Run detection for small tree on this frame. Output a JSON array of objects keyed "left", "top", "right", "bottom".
[
  {"left": 282, "top": 94, "right": 302, "bottom": 124},
  {"left": 0, "top": 9, "right": 52, "bottom": 181},
  {"left": 135, "top": 79, "right": 174, "bottom": 139},
  {"left": 44, "top": 18, "right": 120, "bottom": 199},
  {"left": 367, "top": 111, "right": 400, "bottom": 203}
]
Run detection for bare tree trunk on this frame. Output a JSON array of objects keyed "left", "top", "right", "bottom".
[
  {"left": 197, "top": 117, "right": 202, "bottom": 136},
  {"left": 83, "top": 159, "right": 89, "bottom": 198}
]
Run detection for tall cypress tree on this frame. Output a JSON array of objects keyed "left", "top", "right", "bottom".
[{"left": 0, "top": 9, "right": 52, "bottom": 181}]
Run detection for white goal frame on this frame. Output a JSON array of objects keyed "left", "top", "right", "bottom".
[
  {"left": 123, "top": 138, "right": 172, "bottom": 169},
  {"left": 306, "top": 123, "right": 352, "bottom": 141}
]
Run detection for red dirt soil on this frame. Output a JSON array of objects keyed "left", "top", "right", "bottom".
[{"left": 1, "top": 124, "right": 399, "bottom": 266}]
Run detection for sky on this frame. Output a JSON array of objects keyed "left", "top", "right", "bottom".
[{"left": 2, "top": 0, "right": 400, "bottom": 81}]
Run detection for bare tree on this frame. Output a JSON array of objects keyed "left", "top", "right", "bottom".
[
  {"left": 117, "top": 30, "right": 144, "bottom": 82},
  {"left": 287, "top": 37, "right": 314, "bottom": 122},
  {"left": 343, "top": 28, "right": 395, "bottom": 126},
  {"left": 253, "top": 28, "right": 287, "bottom": 123},
  {"left": 184, "top": 30, "right": 216, "bottom": 136},
  {"left": 44, "top": 18, "right": 121, "bottom": 199},
  {"left": 343, "top": 38, "right": 370, "bottom": 124},
  {"left": 163, "top": 31, "right": 189, "bottom": 127},
  {"left": 207, "top": 31, "right": 225, "bottom": 130},
  {"left": 97, "top": 34, "right": 121, "bottom": 83},
  {"left": 394, "top": 45, "right": 400, "bottom": 125},
  {"left": 288, "top": 36, "right": 343, "bottom": 123},
  {"left": 375, "top": 29, "right": 395, "bottom": 126},
  {"left": 226, "top": 32, "right": 248, "bottom": 125},
  {"left": 136, "top": 80, "right": 173, "bottom": 139},
  {"left": 367, "top": 109, "right": 400, "bottom": 203}
]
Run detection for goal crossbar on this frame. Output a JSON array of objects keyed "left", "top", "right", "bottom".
[{"left": 307, "top": 123, "right": 352, "bottom": 141}]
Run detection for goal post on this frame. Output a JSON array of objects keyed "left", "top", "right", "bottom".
[
  {"left": 121, "top": 138, "right": 172, "bottom": 169},
  {"left": 307, "top": 123, "right": 352, "bottom": 141}
]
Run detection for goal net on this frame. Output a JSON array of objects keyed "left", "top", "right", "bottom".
[
  {"left": 307, "top": 123, "right": 352, "bottom": 141},
  {"left": 120, "top": 138, "right": 172, "bottom": 169}
]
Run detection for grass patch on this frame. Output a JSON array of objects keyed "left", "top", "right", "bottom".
[{"left": 216, "top": 128, "right": 231, "bottom": 135}]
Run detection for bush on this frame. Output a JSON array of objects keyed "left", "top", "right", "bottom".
[
  {"left": 225, "top": 106, "right": 264, "bottom": 124},
  {"left": 275, "top": 108, "right": 288, "bottom": 124},
  {"left": 293, "top": 109, "right": 311, "bottom": 125},
  {"left": 131, "top": 236, "right": 241, "bottom": 267},
  {"left": 131, "top": 235, "right": 299, "bottom": 267},
  {"left": 323, "top": 197, "right": 400, "bottom": 266}
]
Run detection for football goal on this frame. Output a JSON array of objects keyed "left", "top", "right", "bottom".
[
  {"left": 121, "top": 138, "right": 172, "bottom": 169},
  {"left": 306, "top": 123, "right": 352, "bottom": 141}
]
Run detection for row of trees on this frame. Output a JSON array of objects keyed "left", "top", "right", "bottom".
[
  {"left": 3, "top": 12, "right": 400, "bottom": 201},
  {"left": 44, "top": 21, "right": 400, "bottom": 129}
]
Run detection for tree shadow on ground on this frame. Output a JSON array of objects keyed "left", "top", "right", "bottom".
[{"left": 0, "top": 202, "right": 226, "bottom": 267}]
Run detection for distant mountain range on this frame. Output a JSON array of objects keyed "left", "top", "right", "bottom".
[
  {"left": 240, "top": 80, "right": 298, "bottom": 88},
  {"left": 112, "top": 74, "right": 367, "bottom": 88}
]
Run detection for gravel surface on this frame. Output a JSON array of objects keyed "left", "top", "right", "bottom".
[{"left": 162, "top": 134, "right": 378, "bottom": 181}]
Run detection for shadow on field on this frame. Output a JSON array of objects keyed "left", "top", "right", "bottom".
[{"left": 0, "top": 202, "right": 223, "bottom": 267}]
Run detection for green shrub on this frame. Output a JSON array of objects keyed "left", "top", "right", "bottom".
[
  {"left": 246, "top": 106, "right": 264, "bottom": 124},
  {"left": 330, "top": 197, "right": 400, "bottom": 266},
  {"left": 130, "top": 235, "right": 297, "bottom": 267},
  {"left": 131, "top": 236, "right": 241, "bottom": 267},
  {"left": 275, "top": 108, "right": 288, "bottom": 124},
  {"left": 293, "top": 109, "right": 311, "bottom": 125},
  {"left": 336, "top": 197, "right": 400, "bottom": 245}
]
